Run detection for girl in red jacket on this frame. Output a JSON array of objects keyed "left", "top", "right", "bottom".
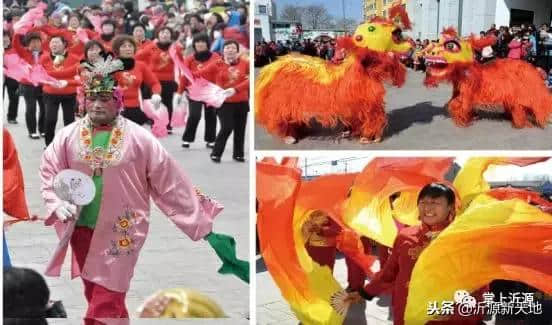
[
  {"left": 179, "top": 33, "right": 220, "bottom": 149},
  {"left": 135, "top": 26, "right": 178, "bottom": 133},
  {"left": 111, "top": 35, "right": 162, "bottom": 125},
  {"left": 40, "top": 35, "right": 80, "bottom": 146},
  {"left": 197, "top": 40, "right": 249, "bottom": 163}
]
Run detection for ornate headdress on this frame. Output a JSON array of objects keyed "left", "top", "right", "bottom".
[
  {"left": 78, "top": 55, "right": 125, "bottom": 111},
  {"left": 80, "top": 55, "right": 124, "bottom": 94}
]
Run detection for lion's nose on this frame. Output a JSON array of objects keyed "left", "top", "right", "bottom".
[{"left": 355, "top": 35, "right": 363, "bottom": 42}]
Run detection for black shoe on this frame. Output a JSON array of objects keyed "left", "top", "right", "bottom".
[
  {"left": 206, "top": 142, "right": 215, "bottom": 149},
  {"left": 40, "top": 133, "right": 46, "bottom": 137},
  {"left": 233, "top": 156, "right": 245, "bottom": 162},
  {"left": 29, "top": 133, "right": 40, "bottom": 139},
  {"left": 7, "top": 119, "right": 17, "bottom": 124},
  {"left": 210, "top": 155, "right": 221, "bottom": 163},
  {"left": 167, "top": 126, "right": 173, "bottom": 134},
  {"left": 182, "top": 142, "right": 190, "bottom": 148}
]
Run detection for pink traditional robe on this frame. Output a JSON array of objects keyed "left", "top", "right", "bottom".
[{"left": 40, "top": 116, "right": 222, "bottom": 293}]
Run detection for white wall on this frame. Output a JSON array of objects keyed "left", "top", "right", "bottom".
[
  {"left": 499, "top": 0, "right": 552, "bottom": 27},
  {"left": 439, "top": 0, "right": 460, "bottom": 33},
  {"left": 461, "top": 0, "right": 496, "bottom": 36}
]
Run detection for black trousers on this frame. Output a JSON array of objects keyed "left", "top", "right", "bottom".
[
  {"left": 4, "top": 77, "right": 20, "bottom": 121},
  {"left": 20, "top": 84, "right": 45, "bottom": 135},
  {"left": 140, "top": 84, "right": 152, "bottom": 100},
  {"left": 182, "top": 98, "right": 217, "bottom": 143},
  {"left": 160, "top": 80, "right": 178, "bottom": 128},
  {"left": 212, "top": 102, "right": 248, "bottom": 158},
  {"left": 43, "top": 94, "right": 77, "bottom": 146},
  {"left": 121, "top": 107, "right": 149, "bottom": 125}
]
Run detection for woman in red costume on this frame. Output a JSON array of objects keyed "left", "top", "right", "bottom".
[
  {"left": 135, "top": 26, "right": 178, "bottom": 133},
  {"left": 111, "top": 35, "right": 162, "bottom": 125},
  {"left": 350, "top": 183, "right": 485, "bottom": 325}
]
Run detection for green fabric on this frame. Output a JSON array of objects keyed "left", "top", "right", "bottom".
[
  {"left": 205, "top": 232, "right": 249, "bottom": 284},
  {"left": 76, "top": 131, "right": 111, "bottom": 229}
]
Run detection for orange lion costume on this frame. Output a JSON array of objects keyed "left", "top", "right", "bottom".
[
  {"left": 424, "top": 27, "right": 552, "bottom": 128},
  {"left": 255, "top": 4, "right": 414, "bottom": 144}
]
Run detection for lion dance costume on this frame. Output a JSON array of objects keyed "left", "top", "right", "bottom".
[
  {"left": 255, "top": 4, "right": 414, "bottom": 143},
  {"left": 424, "top": 27, "right": 552, "bottom": 128}
]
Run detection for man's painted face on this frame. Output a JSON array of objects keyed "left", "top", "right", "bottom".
[
  {"left": 85, "top": 92, "right": 118, "bottom": 125},
  {"left": 102, "top": 24, "right": 114, "bottom": 35},
  {"left": 418, "top": 196, "right": 453, "bottom": 226}
]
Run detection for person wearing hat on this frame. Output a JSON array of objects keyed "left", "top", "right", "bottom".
[
  {"left": 39, "top": 34, "right": 80, "bottom": 146},
  {"left": 39, "top": 54, "right": 222, "bottom": 321}
]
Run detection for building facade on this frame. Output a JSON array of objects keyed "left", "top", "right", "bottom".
[
  {"left": 254, "top": 0, "right": 274, "bottom": 43},
  {"left": 365, "top": 0, "right": 552, "bottom": 40},
  {"left": 364, "top": 0, "right": 407, "bottom": 20},
  {"left": 416, "top": 0, "right": 550, "bottom": 41}
]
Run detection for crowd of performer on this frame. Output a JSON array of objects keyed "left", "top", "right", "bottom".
[{"left": 3, "top": 0, "right": 250, "bottom": 162}]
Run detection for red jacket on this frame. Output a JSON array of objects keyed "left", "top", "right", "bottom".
[
  {"left": 12, "top": 29, "right": 49, "bottom": 85},
  {"left": 199, "top": 57, "right": 249, "bottom": 103},
  {"left": 136, "top": 39, "right": 154, "bottom": 53},
  {"left": 95, "top": 36, "right": 113, "bottom": 54},
  {"left": 39, "top": 25, "right": 96, "bottom": 60},
  {"left": 177, "top": 52, "right": 221, "bottom": 93},
  {"left": 135, "top": 42, "right": 175, "bottom": 82},
  {"left": 39, "top": 52, "right": 80, "bottom": 95},
  {"left": 362, "top": 225, "right": 485, "bottom": 325},
  {"left": 113, "top": 60, "right": 162, "bottom": 108}
]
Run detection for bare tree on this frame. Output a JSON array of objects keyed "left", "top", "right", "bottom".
[
  {"left": 331, "top": 18, "right": 359, "bottom": 32},
  {"left": 302, "top": 5, "right": 332, "bottom": 29},
  {"left": 280, "top": 5, "right": 304, "bottom": 23}
]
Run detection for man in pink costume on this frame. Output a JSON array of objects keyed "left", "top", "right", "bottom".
[{"left": 39, "top": 55, "right": 222, "bottom": 323}]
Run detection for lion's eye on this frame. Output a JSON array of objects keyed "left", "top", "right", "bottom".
[
  {"left": 368, "top": 26, "right": 376, "bottom": 32},
  {"left": 444, "top": 41, "right": 460, "bottom": 52}
]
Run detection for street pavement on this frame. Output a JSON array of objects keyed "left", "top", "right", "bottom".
[
  {"left": 256, "top": 254, "right": 395, "bottom": 325},
  {"left": 3, "top": 99, "right": 250, "bottom": 324},
  {"left": 254, "top": 68, "right": 552, "bottom": 150}
]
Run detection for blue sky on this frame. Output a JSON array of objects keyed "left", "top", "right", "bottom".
[{"left": 274, "top": 0, "right": 363, "bottom": 23}]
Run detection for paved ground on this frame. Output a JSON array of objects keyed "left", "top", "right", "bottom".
[
  {"left": 254, "top": 68, "right": 552, "bottom": 150},
  {"left": 256, "top": 254, "right": 395, "bottom": 325},
  {"left": 256, "top": 253, "right": 500, "bottom": 325},
  {"left": 4, "top": 99, "right": 250, "bottom": 324}
]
